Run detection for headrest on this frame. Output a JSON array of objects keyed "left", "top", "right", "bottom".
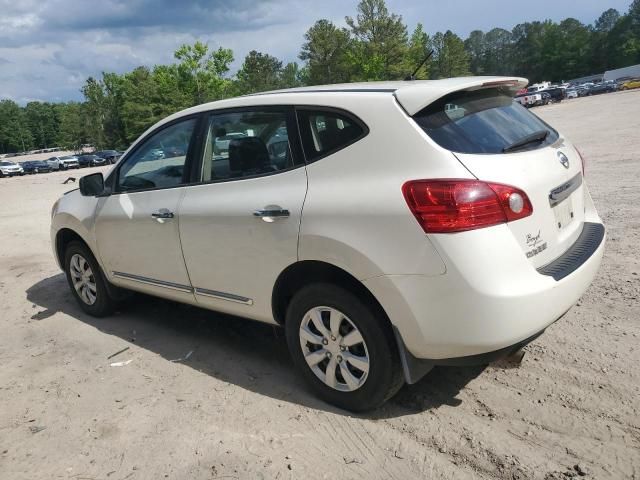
[{"left": 228, "top": 137, "right": 270, "bottom": 175}]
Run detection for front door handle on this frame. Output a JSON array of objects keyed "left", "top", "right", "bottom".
[
  {"left": 253, "top": 209, "right": 290, "bottom": 218},
  {"left": 151, "top": 210, "right": 174, "bottom": 219}
]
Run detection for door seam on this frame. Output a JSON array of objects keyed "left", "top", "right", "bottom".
[{"left": 175, "top": 187, "right": 197, "bottom": 297}]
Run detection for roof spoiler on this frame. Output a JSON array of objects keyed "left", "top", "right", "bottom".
[{"left": 394, "top": 76, "right": 528, "bottom": 116}]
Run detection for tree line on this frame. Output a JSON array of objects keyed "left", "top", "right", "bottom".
[{"left": 1, "top": 0, "right": 638, "bottom": 154}]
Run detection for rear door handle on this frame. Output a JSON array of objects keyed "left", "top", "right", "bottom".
[
  {"left": 253, "top": 209, "right": 290, "bottom": 218},
  {"left": 151, "top": 210, "right": 174, "bottom": 219}
]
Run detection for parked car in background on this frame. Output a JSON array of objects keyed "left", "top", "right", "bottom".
[
  {"left": 213, "top": 132, "right": 246, "bottom": 156},
  {"left": 47, "top": 155, "right": 80, "bottom": 170},
  {"left": 0, "top": 160, "right": 24, "bottom": 177},
  {"left": 586, "top": 82, "right": 616, "bottom": 95},
  {"left": 78, "top": 154, "right": 107, "bottom": 168},
  {"left": 621, "top": 79, "right": 640, "bottom": 90},
  {"left": 576, "top": 87, "right": 591, "bottom": 97},
  {"left": 566, "top": 88, "right": 579, "bottom": 99},
  {"left": 51, "top": 77, "right": 605, "bottom": 411},
  {"left": 93, "top": 150, "right": 122, "bottom": 164},
  {"left": 515, "top": 91, "right": 547, "bottom": 107},
  {"left": 540, "top": 87, "right": 565, "bottom": 103},
  {"left": 21, "top": 160, "right": 52, "bottom": 174}
]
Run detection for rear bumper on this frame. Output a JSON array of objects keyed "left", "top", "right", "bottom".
[{"left": 363, "top": 221, "right": 605, "bottom": 361}]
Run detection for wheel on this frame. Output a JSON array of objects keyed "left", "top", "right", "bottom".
[
  {"left": 285, "top": 283, "right": 403, "bottom": 412},
  {"left": 64, "top": 241, "right": 117, "bottom": 317}
]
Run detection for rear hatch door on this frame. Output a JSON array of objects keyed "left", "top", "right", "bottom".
[
  {"left": 405, "top": 81, "right": 585, "bottom": 268},
  {"left": 455, "top": 146, "right": 584, "bottom": 268}
]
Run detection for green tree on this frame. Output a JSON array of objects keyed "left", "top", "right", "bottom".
[
  {"left": 406, "top": 23, "right": 431, "bottom": 79},
  {"left": 0, "top": 100, "right": 33, "bottom": 153},
  {"left": 511, "top": 21, "right": 549, "bottom": 81},
  {"left": 24, "top": 102, "right": 59, "bottom": 149},
  {"left": 345, "top": 0, "right": 408, "bottom": 80},
  {"left": 57, "top": 102, "right": 87, "bottom": 150},
  {"left": 430, "top": 31, "right": 470, "bottom": 79},
  {"left": 81, "top": 76, "right": 108, "bottom": 148},
  {"left": 553, "top": 19, "right": 591, "bottom": 80},
  {"left": 590, "top": 8, "right": 622, "bottom": 72},
  {"left": 464, "top": 30, "right": 486, "bottom": 75},
  {"left": 174, "top": 41, "right": 234, "bottom": 104},
  {"left": 280, "top": 62, "right": 304, "bottom": 88},
  {"left": 236, "top": 50, "right": 283, "bottom": 94},
  {"left": 119, "top": 66, "right": 165, "bottom": 143},
  {"left": 299, "top": 19, "right": 353, "bottom": 84},
  {"left": 624, "top": 0, "right": 640, "bottom": 63},
  {"left": 484, "top": 28, "right": 514, "bottom": 75},
  {"left": 595, "top": 8, "right": 621, "bottom": 32}
]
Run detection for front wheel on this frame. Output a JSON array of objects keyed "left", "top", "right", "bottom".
[
  {"left": 285, "top": 283, "right": 403, "bottom": 412},
  {"left": 64, "top": 241, "right": 118, "bottom": 317}
]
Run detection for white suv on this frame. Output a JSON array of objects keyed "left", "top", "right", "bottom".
[
  {"left": 0, "top": 160, "right": 24, "bottom": 177},
  {"left": 51, "top": 77, "right": 605, "bottom": 411},
  {"left": 47, "top": 155, "right": 80, "bottom": 170}
]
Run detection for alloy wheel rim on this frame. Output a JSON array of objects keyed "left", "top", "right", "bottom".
[
  {"left": 69, "top": 254, "right": 97, "bottom": 305},
  {"left": 299, "top": 306, "right": 370, "bottom": 392}
]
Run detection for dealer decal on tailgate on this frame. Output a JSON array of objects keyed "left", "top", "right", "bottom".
[{"left": 525, "top": 231, "right": 548, "bottom": 258}]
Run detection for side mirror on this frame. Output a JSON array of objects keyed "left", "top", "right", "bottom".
[{"left": 79, "top": 172, "right": 104, "bottom": 196}]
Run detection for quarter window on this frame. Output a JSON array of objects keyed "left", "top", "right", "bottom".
[
  {"left": 297, "top": 110, "right": 366, "bottom": 162},
  {"left": 200, "top": 109, "right": 296, "bottom": 182},
  {"left": 117, "top": 118, "right": 196, "bottom": 191}
]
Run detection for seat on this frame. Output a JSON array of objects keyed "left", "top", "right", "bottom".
[
  {"left": 318, "top": 124, "right": 360, "bottom": 153},
  {"left": 228, "top": 137, "right": 271, "bottom": 177}
]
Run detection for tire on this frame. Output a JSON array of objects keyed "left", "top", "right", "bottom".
[
  {"left": 285, "top": 283, "right": 403, "bottom": 412},
  {"left": 64, "top": 241, "right": 117, "bottom": 317}
]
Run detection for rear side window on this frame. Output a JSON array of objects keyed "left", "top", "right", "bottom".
[
  {"left": 413, "top": 88, "right": 558, "bottom": 154},
  {"left": 297, "top": 109, "right": 366, "bottom": 162}
]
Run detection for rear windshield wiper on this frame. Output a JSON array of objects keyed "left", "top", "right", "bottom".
[{"left": 502, "top": 130, "right": 549, "bottom": 153}]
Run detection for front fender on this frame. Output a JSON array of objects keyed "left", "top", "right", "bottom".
[{"left": 50, "top": 190, "right": 101, "bottom": 269}]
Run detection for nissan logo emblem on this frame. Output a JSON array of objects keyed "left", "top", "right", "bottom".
[{"left": 558, "top": 151, "right": 570, "bottom": 169}]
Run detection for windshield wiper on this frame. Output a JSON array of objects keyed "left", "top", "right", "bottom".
[{"left": 502, "top": 130, "right": 549, "bottom": 153}]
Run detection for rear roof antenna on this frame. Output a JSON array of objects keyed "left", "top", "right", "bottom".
[{"left": 404, "top": 49, "right": 434, "bottom": 81}]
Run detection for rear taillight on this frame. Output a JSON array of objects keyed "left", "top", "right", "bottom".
[
  {"left": 576, "top": 148, "right": 585, "bottom": 176},
  {"left": 402, "top": 179, "right": 533, "bottom": 233}
]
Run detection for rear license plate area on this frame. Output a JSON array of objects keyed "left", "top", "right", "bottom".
[{"left": 553, "top": 197, "right": 575, "bottom": 230}]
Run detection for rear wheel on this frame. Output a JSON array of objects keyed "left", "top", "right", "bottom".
[
  {"left": 285, "top": 283, "right": 403, "bottom": 411},
  {"left": 64, "top": 241, "right": 117, "bottom": 317}
]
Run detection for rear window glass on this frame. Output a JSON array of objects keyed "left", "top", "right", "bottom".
[
  {"left": 413, "top": 88, "right": 558, "bottom": 154},
  {"left": 297, "top": 110, "right": 366, "bottom": 162}
]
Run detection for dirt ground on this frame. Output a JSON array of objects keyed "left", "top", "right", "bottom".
[{"left": 1, "top": 91, "right": 639, "bottom": 480}]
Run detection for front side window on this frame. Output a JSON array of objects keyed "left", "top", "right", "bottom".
[
  {"left": 200, "top": 109, "right": 296, "bottom": 182},
  {"left": 117, "top": 118, "right": 196, "bottom": 191},
  {"left": 297, "top": 109, "right": 366, "bottom": 162},
  {"left": 413, "top": 88, "right": 559, "bottom": 154}
]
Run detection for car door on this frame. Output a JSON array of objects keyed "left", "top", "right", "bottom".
[
  {"left": 179, "top": 107, "right": 307, "bottom": 322},
  {"left": 94, "top": 116, "right": 200, "bottom": 303}
]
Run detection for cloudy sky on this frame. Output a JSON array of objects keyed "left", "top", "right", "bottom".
[{"left": 0, "top": 0, "right": 633, "bottom": 104}]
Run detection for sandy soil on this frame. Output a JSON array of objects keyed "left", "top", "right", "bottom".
[{"left": 1, "top": 91, "right": 639, "bottom": 480}]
